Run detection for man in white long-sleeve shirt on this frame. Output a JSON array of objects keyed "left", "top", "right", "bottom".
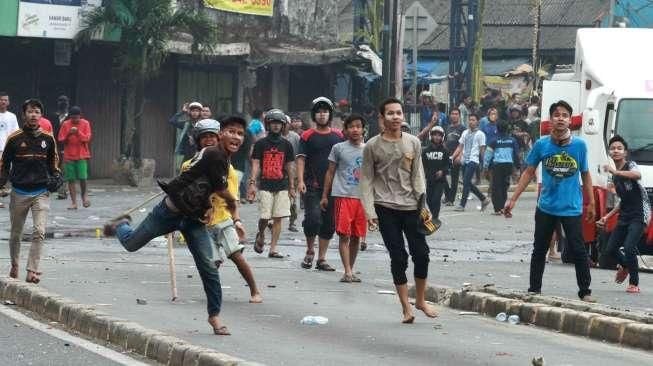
[{"left": 0, "top": 92, "right": 20, "bottom": 209}]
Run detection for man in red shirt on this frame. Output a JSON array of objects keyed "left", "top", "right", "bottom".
[
  {"left": 38, "top": 117, "right": 53, "bottom": 133},
  {"left": 57, "top": 106, "right": 92, "bottom": 209}
]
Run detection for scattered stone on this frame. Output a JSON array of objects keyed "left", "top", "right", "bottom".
[
  {"left": 267, "top": 285, "right": 276, "bottom": 288},
  {"left": 136, "top": 298, "right": 147, "bottom": 305},
  {"left": 64, "top": 343, "right": 70, "bottom": 347},
  {"left": 532, "top": 356, "right": 544, "bottom": 366},
  {"left": 187, "top": 274, "right": 193, "bottom": 278}
]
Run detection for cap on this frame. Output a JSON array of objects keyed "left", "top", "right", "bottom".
[
  {"left": 188, "top": 102, "right": 203, "bottom": 110},
  {"left": 69, "top": 106, "right": 82, "bottom": 116},
  {"left": 430, "top": 126, "right": 445, "bottom": 135}
]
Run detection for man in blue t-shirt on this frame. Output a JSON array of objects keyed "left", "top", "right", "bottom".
[{"left": 503, "top": 100, "right": 596, "bottom": 303}]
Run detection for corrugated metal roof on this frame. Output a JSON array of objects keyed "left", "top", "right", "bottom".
[{"left": 338, "top": 0, "right": 608, "bottom": 51}]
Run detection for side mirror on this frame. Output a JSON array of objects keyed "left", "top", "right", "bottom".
[{"left": 582, "top": 109, "right": 600, "bottom": 135}]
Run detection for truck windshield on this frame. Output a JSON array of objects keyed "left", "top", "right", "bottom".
[{"left": 615, "top": 99, "right": 653, "bottom": 163}]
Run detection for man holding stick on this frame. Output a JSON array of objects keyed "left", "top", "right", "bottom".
[{"left": 103, "top": 134, "right": 235, "bottom": 335}]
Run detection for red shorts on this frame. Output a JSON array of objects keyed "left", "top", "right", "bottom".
[{"left": 334, "top": 197, "right": 367, "bottom": 238}]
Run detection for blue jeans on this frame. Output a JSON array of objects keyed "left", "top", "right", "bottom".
[
  {"left": 460, "top": 161, "right": 486, "bottom": 208},
  {"left": 116, "top": 200, "right": 222, "bottom": 316},
  {"left": 606, "top": 220, "right": 644, "bottom": 286}
]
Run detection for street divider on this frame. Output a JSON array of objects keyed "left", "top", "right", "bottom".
[
  {"left": 409, "top": 283, "right": 653, "bottom": 351},
  {"left": 0, "top": 277, "right": 264, "bottom": 366}
]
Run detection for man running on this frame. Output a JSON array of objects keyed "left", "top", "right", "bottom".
[
  {"left": 297, "top": 97, "right": 344, "bottom": 271},
  {"left": 103, "top": 142, "right": 235, "bottom": 334},
  {"left": 361, "top": 97, "right": 439, "bottom": 323}
]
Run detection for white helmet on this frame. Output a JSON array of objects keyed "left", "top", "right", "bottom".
[
  {"left": 193, "top": 119, "right": 220, "bottom": 142},
  {"left": 311, "top": 97, "right": 334, "bottom": 122}
]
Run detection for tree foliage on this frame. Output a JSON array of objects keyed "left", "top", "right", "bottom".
[{"left": 76, "top": 0, "right": 218, "bottom": 161}]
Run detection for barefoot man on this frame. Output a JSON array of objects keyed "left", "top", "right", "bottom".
[{"left": 360, "top": 97, "right": 439, "bottom": 323}]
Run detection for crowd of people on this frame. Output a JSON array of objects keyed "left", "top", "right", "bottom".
[{"left": 1, "top": 88, "right": 648, "bottom": 336}]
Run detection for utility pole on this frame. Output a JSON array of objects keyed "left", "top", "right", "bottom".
[
  {"left": 382, "top": 0, "right": 395, "bottom": 97},
  {"left": 449, "top": 0, "right": 479, "bottom": 109},
  {"left": 531, "top": 0, "right": 542, "bottom": 94}
]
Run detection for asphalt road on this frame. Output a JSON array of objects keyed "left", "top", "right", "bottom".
[
  {"left": 1, "top": 184, "right": 652, "bottom": 365},
  {"left": 0, "top": 305, "right": 151, "bottom": 366}
]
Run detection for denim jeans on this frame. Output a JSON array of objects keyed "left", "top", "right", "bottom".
[
  {"left": 606, "top": 220, "right": 645, "bottom": 286},
  {"left": 460, "top": 161, "right": 486, "bottom": 208},
  {"left": 426, "top": 179, "right": 446, "bottom": 220},
  {"left": 445, "top": 163, "right": 461, "bottom": 203},
  {"left": 116, "top": 200, "right": 222, "bottom": 316},
  {"left": 530, "top": 209, "right": 592, "bottom": 298}
]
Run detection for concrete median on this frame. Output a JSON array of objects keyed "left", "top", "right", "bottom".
[
  {"left": 0, "top": 277, "right": 261, "bottom": 366},
  {"left": 411, "top": 283, "right": 653, "bottom": 351}
]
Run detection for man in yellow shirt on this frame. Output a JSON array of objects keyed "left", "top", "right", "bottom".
[{"left": 183, "top": 117, "right": 262, "bottom": 304}]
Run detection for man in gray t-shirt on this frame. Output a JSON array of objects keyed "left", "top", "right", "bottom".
[
  {"left": 320, "top": 115, "right": 368, "bottom": 282},
  {"left": 327, "top": 141, "right": 364, "bottom": 198}
]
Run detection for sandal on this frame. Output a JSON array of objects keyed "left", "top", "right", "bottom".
[
  {"left": 26, "top": 270, "right": 41, "bottom": 284},
  {"left": 351, "top": 274, "right": 362, "bottom": 283},
  {"left": 82, "top": 200, "right": 91, "bottom": 208},
  {"left": 212, "top": 325, "right": 231, "bottom": 336},
  {"left": 268, "top": 251, "right": 284, "bottom": 259},
  {"left": 626, "top": 285, "right": 640, "bottom": 293},
  {"left": 254, "top": 232, "right": 265, "bottom": 254},
  {"left": 301, "top": 252, "right": 314, "bottom": 269},
  {"left": 360, "top": 241, "right": 367, "bottom": 251},
  {"left": 340, "top": 274, "right": 353, "bottom": 283},
  {"left": 315, "top": 260, "right": 335, "bottom": 271}
]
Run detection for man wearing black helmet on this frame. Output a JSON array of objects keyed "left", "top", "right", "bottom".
[
  {"left": 248, "top": 109, "right": 295, "bottom": 258},
  {"left": 297, "top": 97, "right": 344, "bottom": 271}
]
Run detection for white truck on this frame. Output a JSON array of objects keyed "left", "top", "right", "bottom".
[{"left": 541, "top": 28, "right": 653, "bottom": 269}]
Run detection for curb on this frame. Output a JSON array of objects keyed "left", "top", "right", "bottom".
[
  {"left": 0, "top": 278, "right": 264, "bottom": 366},
  {"left": 409, "top": 284, "right": 653, "bottom": 351}
]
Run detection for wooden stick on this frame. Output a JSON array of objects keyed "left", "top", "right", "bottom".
[
  {"left": 112, "top": 191, "right": 165, "bottom": 221},
  {"left": 166, "top": 233, "right": 178, "bottom": 301}
]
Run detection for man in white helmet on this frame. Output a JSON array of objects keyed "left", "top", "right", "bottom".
[
  {"left": 169, "top": 101, "right": 203, "bottom": 161},
  {"left": 296, "top": 97, "right": 344, "bottom": 271}
]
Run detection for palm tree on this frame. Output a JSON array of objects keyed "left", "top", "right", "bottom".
[{"left": 76, "top": 0, "right": 218, "bottom": 168}]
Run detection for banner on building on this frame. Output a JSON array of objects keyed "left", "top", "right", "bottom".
[
  {"left": 17, "top": 0, "right": 101, "bottom": 39},
  {"left": 204, "top": 0, "right": 274, "bottom": 17}
]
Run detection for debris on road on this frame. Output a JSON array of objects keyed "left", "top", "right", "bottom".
[
  {"left": 458, "top": 311, "right": 479, "bottom": 316},
  {"left": 300, "top": 316, "right": 328, "bottom": 325},
  {"left": 4, "top": 300, "right": 16, "bottom": 305},
  {"left": 136, "top": 298, "right": 147, "bottom": 305},
  {"left": 532, "top": 356, "right": 544, "bottom": 366},
  {"left": 377, "top": 290, "right": 396, "bottom": 295}
]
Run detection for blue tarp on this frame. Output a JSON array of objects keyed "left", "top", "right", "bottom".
[{"left": 404, "top": 57, "right": 530, "bottom": 84}]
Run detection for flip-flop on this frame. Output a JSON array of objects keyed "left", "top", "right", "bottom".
[
  {"left": 340, "top": 274, "right": 353, "bottom": 283},
  {"left": 351, "top": 274, "right": 362, "bottom": 283},
  {"left": 268, "top": 252, "right": 284, "bottom": 258},
  {"left": 315, "top": 260, "right": 335, "bottom": 271},
  {"left": 301, "top": 253, "right": 314, "bottom": 269},
  {"left": 212, "top": 325, "right": 231, "bottom": 336},
  {"left": 26, "top": 270, "right": 41, "bottom": 284},
  {"left": 83, "top": 200, "right": 91, "bottom": 208}
]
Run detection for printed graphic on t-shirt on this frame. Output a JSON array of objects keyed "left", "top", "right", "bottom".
[
  {"left": 425, "top": 151, "right": 444, "bottom": 161},
  {"left": 542, "top": 151, "right": 578, "bottom": 179},
  {"left": 262, "top": 147, "right": 286, "bottom": 180},
  {"left": 345, "top": 156, "right": 363, "bottom": 186}
]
